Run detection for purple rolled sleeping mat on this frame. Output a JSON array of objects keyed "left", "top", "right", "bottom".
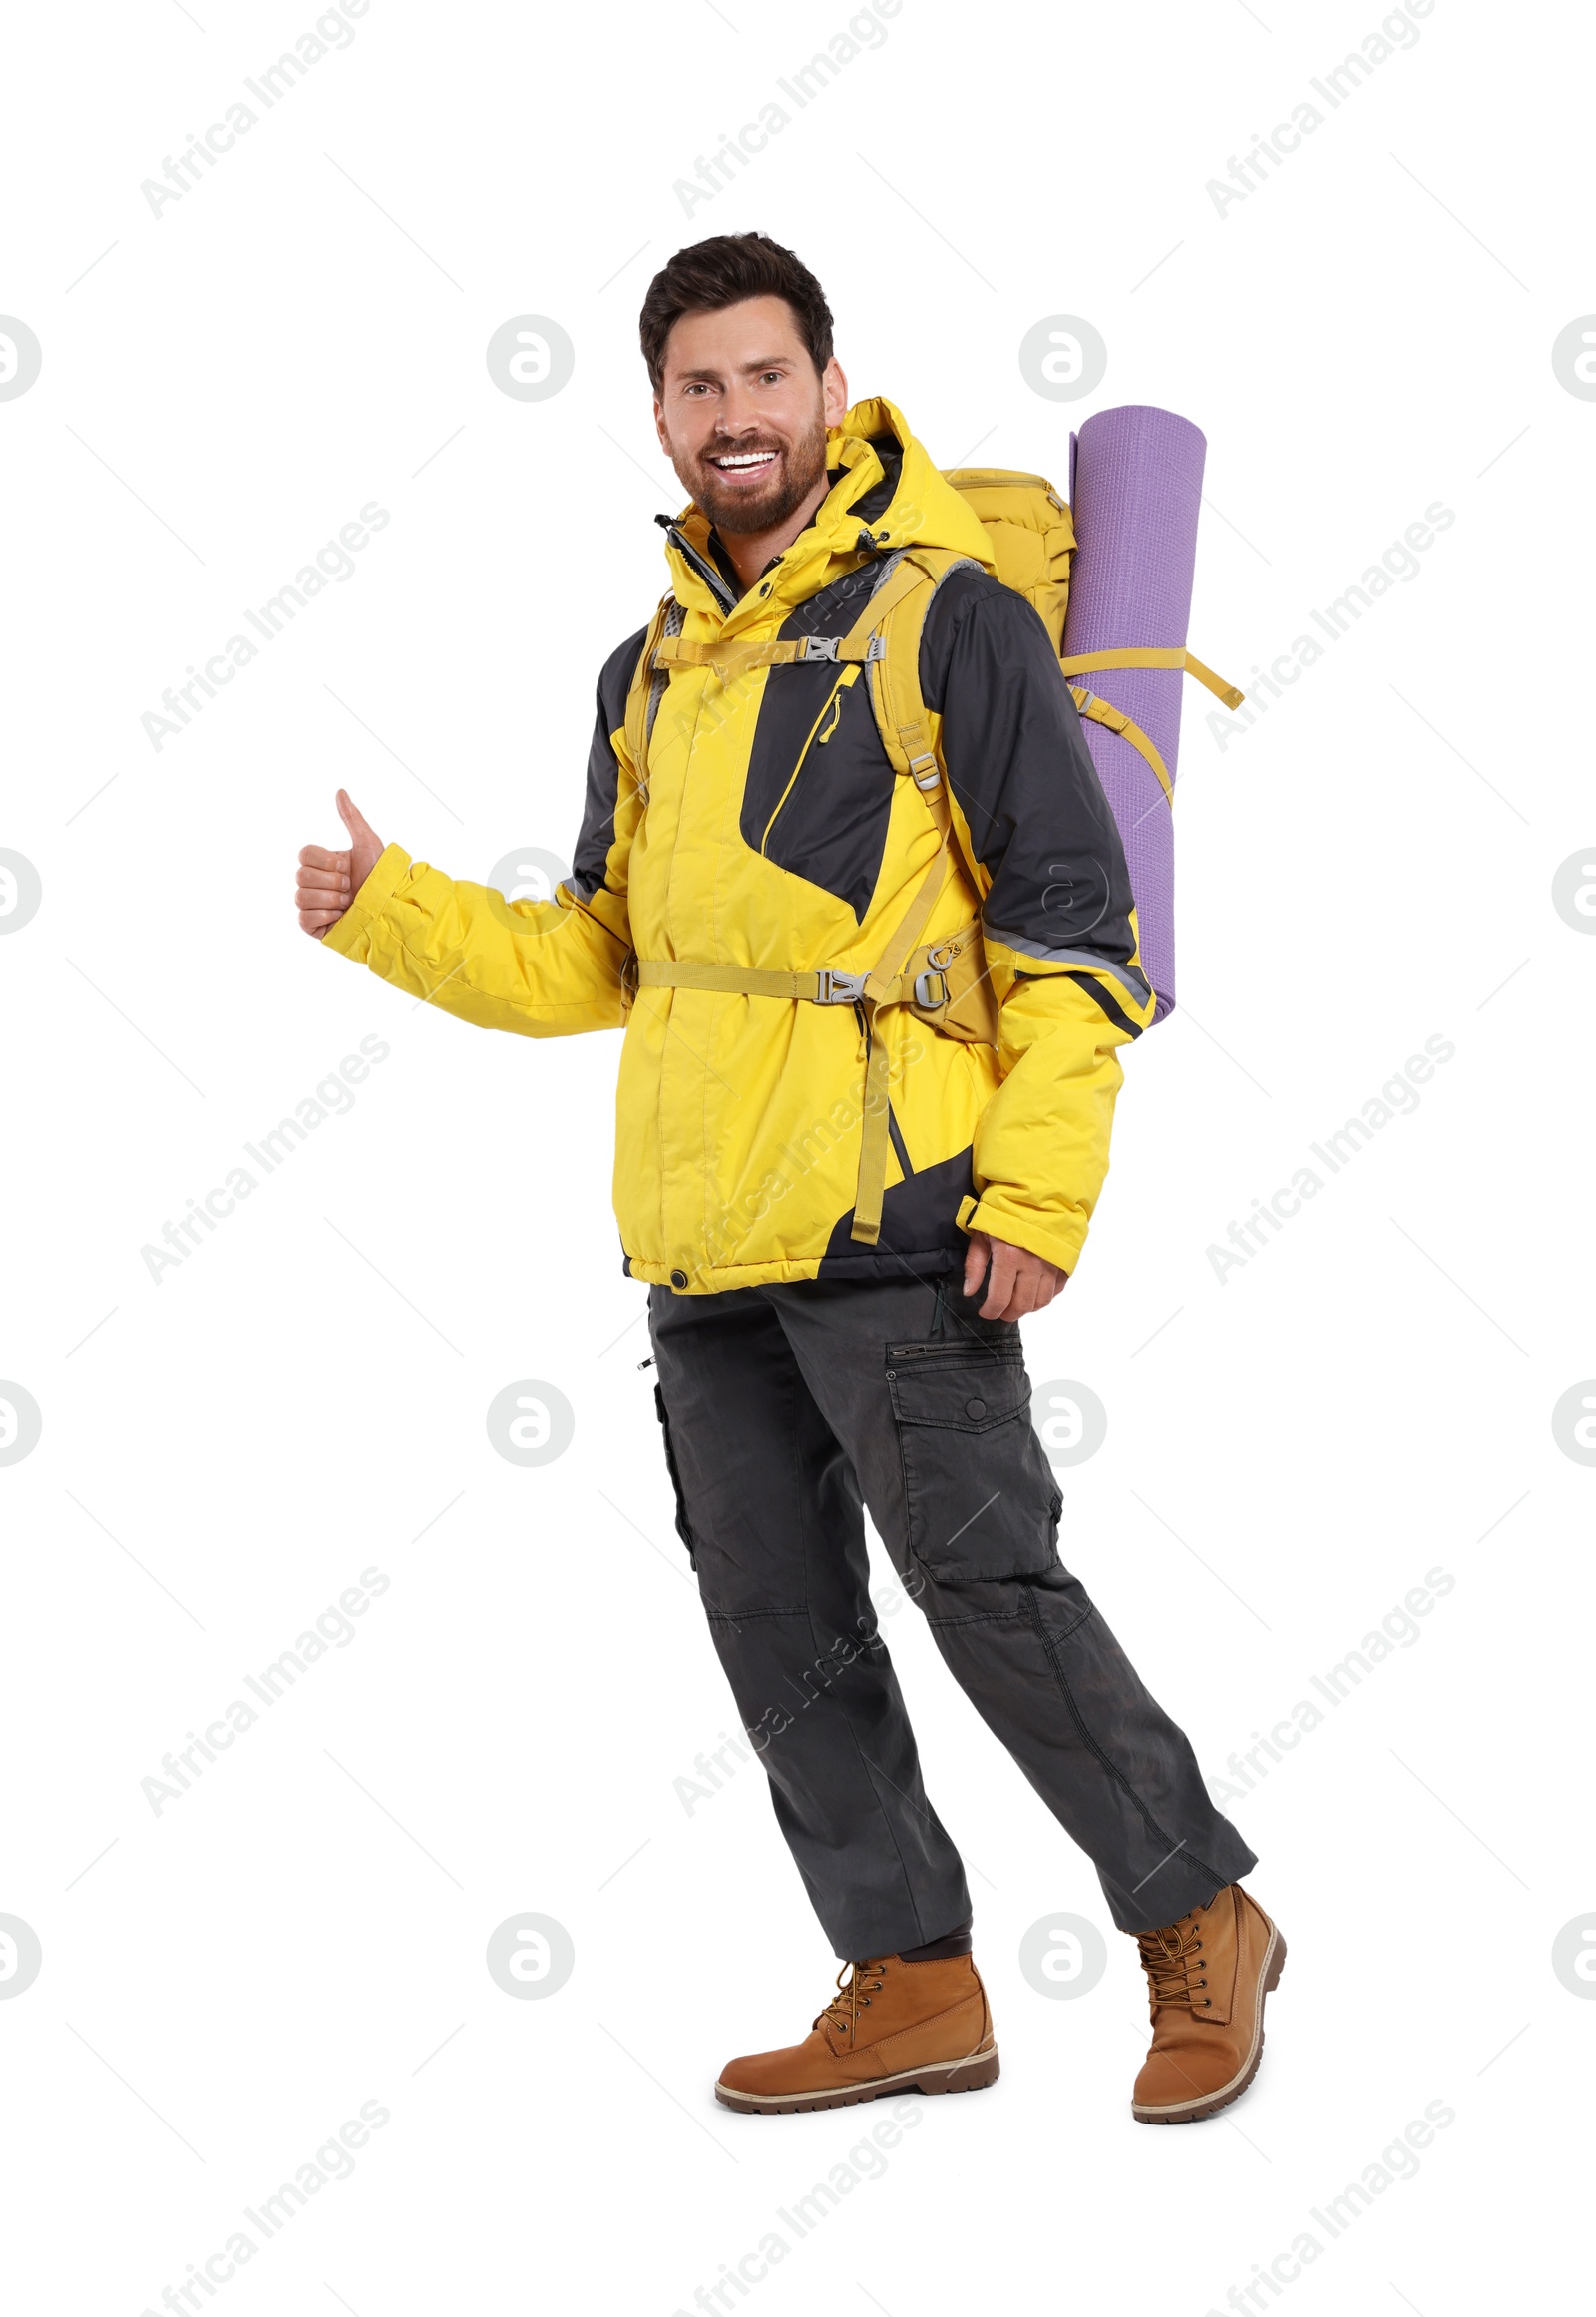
[{"left": 1062, "top": 406, "right": 1212, "bottom": 1023}]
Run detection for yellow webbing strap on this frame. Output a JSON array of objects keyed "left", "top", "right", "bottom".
[
  {"left": 1070, "top": 689, "right": 1174, "bottom": 805},
  {"left": 865, "top": 550, "right": 962, "bottom": 781},
  {"left": 836, "top": 552, "right": 943, "bottom": 666},
  {"left": 650, "top": 555, "right": 944, "bottom": 685},
  {"left": 863, "top": 551, "right": 982, "bottom": 877},
  {"left": 851, "top": 831, "right": 950, "bottom": 1245},
  {"left": 1058, "top": 645, "right": 1245, "bottom": 712},
  {"left": 634, "top": 915, "right": 979, "bottom": 1014},
  {"left": 654, "top": 633, "right": 876, "bottom": 678},
  {"left": 622, "top": 596, "right": 673, "bottom": 797},
  {"left": 637, "top": 962, "right": 830, "bottom": 1000}
]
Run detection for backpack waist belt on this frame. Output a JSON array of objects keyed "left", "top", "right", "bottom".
[{"left": 638, "top": 961, "right": 896, "bottom": 1004}]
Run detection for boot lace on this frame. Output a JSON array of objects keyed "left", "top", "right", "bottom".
[
  {"left": 817, "top": 1959, "right": 887, "bottom": 2042},
  {"left": 1135, "top": 1918, "right": 1211, "bottom": 2015}
]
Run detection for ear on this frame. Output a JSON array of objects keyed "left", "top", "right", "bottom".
[
  {"left": 821, "top": 355, "right": 849, "bottom": 429},
  {"left": 652, "top": 394, "right": 672, "bottom": 457}
]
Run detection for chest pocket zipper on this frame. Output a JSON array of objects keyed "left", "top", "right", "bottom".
[{"left": 759, "top": 664, "right": 861, "bottom": 855}]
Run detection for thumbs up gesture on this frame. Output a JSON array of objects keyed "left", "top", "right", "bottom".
[{"left": 297, "top": 790, "right": 385, "bottom": 938}]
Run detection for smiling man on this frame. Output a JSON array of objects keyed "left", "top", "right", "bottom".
[{"left": 296, "top": 232, "right": 1280, "bottom": 2124}]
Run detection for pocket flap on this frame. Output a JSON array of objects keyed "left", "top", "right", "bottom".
[{"left": 886, "top": 1343, "right": 1029, "bottom": 1432}]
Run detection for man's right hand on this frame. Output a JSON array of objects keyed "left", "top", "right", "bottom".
[{"left": 297, "top": 790, "right": 385, "bottom": 938}]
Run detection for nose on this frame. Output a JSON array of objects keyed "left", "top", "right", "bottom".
[{"left": 714, "top": 379, "right": 765, "bottom": 436}]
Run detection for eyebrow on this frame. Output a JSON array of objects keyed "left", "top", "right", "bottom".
[{"left": 672, "top": 352, "right": 796, "bottom": 385}]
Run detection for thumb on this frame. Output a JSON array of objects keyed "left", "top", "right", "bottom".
[{"left": 336, "top": 789, "right": 378, "bottom": 848}]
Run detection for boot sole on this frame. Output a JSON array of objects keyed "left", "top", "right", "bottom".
[
  {"left": 1132, "top": 1928, "right": 1286, "bottom": 2125},
  {"left": 715, "top": 2044, "right": 1000, "bottom": 2115}
]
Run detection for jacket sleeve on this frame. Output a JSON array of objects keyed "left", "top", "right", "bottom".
[
  {"left": 921, "top": 573, "right": 1157, "bottom": 1275},
  {"left": 321, "top": 628, "right": 645, "bottom": 1037}
]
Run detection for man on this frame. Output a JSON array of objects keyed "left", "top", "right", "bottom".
[{"left": 296, "top": 233, "right": 1282, "bottom": 2124}]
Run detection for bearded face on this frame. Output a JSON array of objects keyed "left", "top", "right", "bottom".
[{"left": 653, "top": 295, "right": 844, "bottom": 543}]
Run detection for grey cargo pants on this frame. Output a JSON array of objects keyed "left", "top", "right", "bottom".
[{"left": 647, "top": 1269, "right": 1255, "bottom": 1961}]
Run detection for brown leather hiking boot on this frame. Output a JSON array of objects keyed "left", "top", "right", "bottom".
[
  {"left": 1132, "top": 1883, "right": 1285, "bottom": 2124},
  {"left": 715, "top": 1952, "right": 999, "bottom": 2114}
]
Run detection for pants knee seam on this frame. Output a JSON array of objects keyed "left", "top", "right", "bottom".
[{"left": 922, "top": 1595, "right": 1095, "bottom": 1637}]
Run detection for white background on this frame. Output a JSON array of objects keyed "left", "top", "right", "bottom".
[{"left": 2, "top": 0, "right": 1589, "bottom": 2309}]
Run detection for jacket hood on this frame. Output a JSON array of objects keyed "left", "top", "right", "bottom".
[{"left": 662, "top": 397, "right": 997, "bottom": 626}]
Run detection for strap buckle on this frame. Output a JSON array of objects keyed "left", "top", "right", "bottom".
[
  {"left": 913, "top": 968, "right": 949, "bottom": 1008},
  {"left": 797, "top": 634, "right": 886, "bottom": 663},
  {"left": 815, "top": 969, "right": 868, "bottom": 1004}
]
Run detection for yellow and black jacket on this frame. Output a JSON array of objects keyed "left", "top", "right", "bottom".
[{"left": 324, "top": 399, "right": 1155, "bottom": 1293}]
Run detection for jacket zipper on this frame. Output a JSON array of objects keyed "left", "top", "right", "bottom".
[
  {"left": 654, "top": 514, "right": 737, "bottom": 615},
  {"left": 759, "top": 665, "right": 861, "bottom": 853}
]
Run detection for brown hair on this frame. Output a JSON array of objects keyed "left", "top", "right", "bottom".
[{"left": 639, "top": 233, "right": 834, "bottom": 389}]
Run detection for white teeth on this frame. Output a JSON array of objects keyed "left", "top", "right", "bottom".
[{"left": 713, "top": 452, "right": 775, "bottom": 468}]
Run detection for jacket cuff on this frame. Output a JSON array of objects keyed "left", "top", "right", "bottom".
[
  {"left": 959, "top": 1192, "right": 1082, "bottom": 1277},
  {"left": 321, "top": 843, "right": 413, "bottom": 962}
]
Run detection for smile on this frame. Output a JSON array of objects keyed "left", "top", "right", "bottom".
[{"left": 709, "top": 450, "right": 778, "bottom": 471}]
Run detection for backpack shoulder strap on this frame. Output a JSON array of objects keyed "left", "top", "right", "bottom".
[
  {"left": 842, "top": 547, "right": 988, "bottom": 889},
  {"left": 621, "top": 594, "right": 681, "bottom": 799}
]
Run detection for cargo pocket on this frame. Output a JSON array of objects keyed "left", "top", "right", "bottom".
[
  {"left": 652, "top": 1383, "right": 697, "bottom": 1569},
  {"left": 886, "top": 1338, "right": 1062, "bottom": 1584}
]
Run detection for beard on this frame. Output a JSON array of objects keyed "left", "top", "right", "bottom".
[{"left": 680, "top": 413, "right": 831, "bottom": 536}]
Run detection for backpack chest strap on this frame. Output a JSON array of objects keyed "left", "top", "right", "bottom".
[{"left": 653, "top": 632, "right": 886, "bottom": 677}]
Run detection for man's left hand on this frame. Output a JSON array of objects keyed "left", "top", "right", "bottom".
[{"left": 962, "top": 1230, "right": 1068, "bottom": 1321}]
